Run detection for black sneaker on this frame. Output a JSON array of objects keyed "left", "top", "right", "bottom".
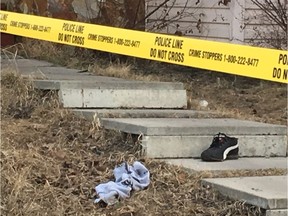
[{"left": 201, "top": 133, "right": 239, "bottom": 161}]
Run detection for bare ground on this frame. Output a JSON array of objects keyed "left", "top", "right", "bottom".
[{"left": 1, "top": 41, "right": 287, "bottom": 215}]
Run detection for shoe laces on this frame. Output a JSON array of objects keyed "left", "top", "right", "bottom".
[{"left": 210, "top": 132, "right": 227, "bottom": 148}]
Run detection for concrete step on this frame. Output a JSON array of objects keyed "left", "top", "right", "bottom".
[
  {"left": 202, "top": 175, "right": 288, "bottom": 215},
  {"left": 1, "top": 58, "right": 54, "bottom": 70},
  {"left": 1, "top": 58, "right": 188, "bottom": 109},
  {"left": 162, "top": 157, "right": 288, "bottom": 172},
  {"left": 100, "top": 118, "right": 287, "bottom": 158},
  {"left": 25, "top": 67, "right": 129, "bottom": 82},
  {"left": 73, "top": 108, "right": 219, "bottom": 119},
  {"left": 0, "top": 58, "right": 131, "bottom": 82},
  {"left": 266, "top": 209, "right": 288, "bottom": 216},
  {"left": 58, "top": 79, "right": 184, "bottom": 90},
  {"left": 58, "top": 81, "right": 187, "bottom": 109},
  {"left": 32, "top": 78, "right": 174, "bottom": 90}
]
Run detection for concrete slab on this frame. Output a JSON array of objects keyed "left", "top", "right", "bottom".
[
  {"left": 100, "top": 118, "right": 287, "bottom": 136},
  {"left": 141, "top": 135, "right": 287, "bottom": 158},
  {"left": 202, "top": 175, "right": 288, "bottom": 209},
  {"left": 33, "top": 80, "right": 61, "bottom": 90},
  {"left": 19, "top": 67, "right": 127, "bottom": 82},
  {"left": 59, "top": 80, "right": 184, "bottom": 90},
  {"left": 33, "top": 78, "right": 184, "bottom": 91},
  {"left": 73, "top": 109, "right": 219, "bottom": 119},
  {"left": 26, "top": 67, "right": 129, "bottom": 81},
  {"left": 100, "top": 118, "right": 287, "bottom": 158},
  {"left": 162, "top": 157, "right": 288, "bottom": 172},
  {"left": 1, "top": 58, "right": 54, "bottom": 69},
  {"left": 1, "top": 58, "right": 88, "bottom": 80},
  {"left": 34, "top": 69, "right": 183, "bottom": 86},
  {"left": 2, "top": 58, "right": 188, "bottom": 108},
  {"left": 1, "top": 59, "right": 185, "bottom": 90},
  {"left": 266, "top": 209, "right": 288, "bottom": 216},
  {"left": 1, "top": 58, "right": 185, "bottom": 88},
  {"left": 1, "top": 58, "right": 128, "bottom": 82},
  {"left": 20, "top": 67, "right": 83, "bottom": 77},
  {"left": 59, "top": 88, "right": 187, "bottom": 108},
  {"left": 33, "top": 79, "right": 133, "bottom": 90}
]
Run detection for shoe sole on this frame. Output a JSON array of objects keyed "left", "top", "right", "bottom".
[
  {"left": 226, "top": 154, "right": 239, "bottom": 160},
  {"left": 223, "top": 144, "right": 239, "bottom": 160}
]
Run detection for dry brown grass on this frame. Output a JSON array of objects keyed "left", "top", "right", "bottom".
[
  {"left": 1, "top": 69, "right": 40, "bottom": 119},
  {"left": 2, "top": 70, "right": 286, "bottom": 215},
  {"left": 1, "top": 40, "right": 286, "bottom": 215},
  {"left": 88, "top": 62, "right": 163, "bottom": 82},
  {"left": 89, "top": 63, "right": 132, "bottom": 79}
]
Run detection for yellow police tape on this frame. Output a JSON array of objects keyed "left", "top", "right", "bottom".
[{"left": 0, "top": 10, "right": 287, "bottom": 83}]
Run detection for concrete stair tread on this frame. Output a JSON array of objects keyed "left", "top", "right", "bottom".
[
  {"left": 100, "top": 118, "right": 287, "bottom": 135},
  {"left": 18, "top": 66, "right": 127, "bottom": 82},
  {"left": 1, "top": 58, "right": 187, "bottom": 109},
  {"left": 1, "top": 58, "right": 185, "bottom": 89},
  {"left": 202, "top": 175, "right": 288, "bottom": 210},
  {"left": 1, "top": 58, "right": 54, "bottom": 68},
  {"left": 73, "top": 109, "right": 219, "bottom": 119},
  {"left": 100, "top": 118, "right": 287, "bottom": 158},
  {"left": 32, "top": 71, "right": 185, "bottom": 89},
  {"left": 163, "top": 157, "right": 288, "bottom": 172},
  {"left": 33, "top": 78, "right": 184, "bottom": 90},
  {"left": 266, "top": 209, "right": 288, "bottom": 216}
]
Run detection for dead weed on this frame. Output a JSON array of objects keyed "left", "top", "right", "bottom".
[
  {"left": 88, "top": 62, "right": 162, "bottom": 82},
  {"left": 1, "top": 69, "right": 59, "bottom": 119}
]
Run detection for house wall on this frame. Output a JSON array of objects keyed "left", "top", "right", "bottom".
[{"left": 145, "top": 0, "right": 286, "bottom": 48}]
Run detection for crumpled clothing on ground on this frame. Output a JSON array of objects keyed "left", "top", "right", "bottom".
[{"left": 95, "top": 161, "right": 150, "bottom": 205}]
